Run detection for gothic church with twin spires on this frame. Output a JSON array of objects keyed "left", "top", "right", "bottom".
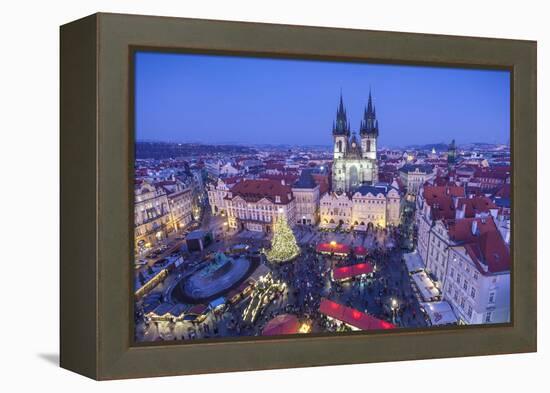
[{"left": 332, "top": 92, "right": 379, "bottom": 193}]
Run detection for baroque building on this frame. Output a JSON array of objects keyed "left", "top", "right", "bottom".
[
  {"left": 332, "top": 92, "right": 379, "bottom": 193},
  {"left": 319, "top": 182, "right": 401, "bottom": 230},
  {"left": 225, "top": 179, "right": 296, "bottom": 233}
]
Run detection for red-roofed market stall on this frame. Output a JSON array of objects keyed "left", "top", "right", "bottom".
[{"left": 318, "top": 298, "right": 396, "bottom": 331}]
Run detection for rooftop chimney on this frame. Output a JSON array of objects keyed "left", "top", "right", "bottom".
[{"left": 471, "top": 220, "right": 478, "bottom": 236}]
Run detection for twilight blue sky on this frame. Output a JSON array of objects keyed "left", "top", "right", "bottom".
[{"left": 135, "top": 51, "right": 510, "bottom": 148}]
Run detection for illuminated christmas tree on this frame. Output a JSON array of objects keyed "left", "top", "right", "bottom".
[{"left": 266, "top": 215, "right": 300, "bottom": 262}]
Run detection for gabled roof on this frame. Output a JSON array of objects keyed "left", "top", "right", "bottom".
[
  {"left": 229, "top": 179, "right": 293, "bottom": 204},
  {"left": 457, "top": 196, "right": 497, "bottom": 218},
  {"left": 422, "top": 185, "right": 465, "bottom": 220},
  {"left": 445, "top": 217, "right": 510, "bottom": 274},
  {"left": 293, "top": 169, "right": 317, "bottom": 189}
]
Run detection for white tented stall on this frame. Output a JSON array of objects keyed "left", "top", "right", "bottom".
[
  {"left": 403, "top": 250, "right": 424, "bottom": 273},
  {"left": 411, "top": 271, "right": 440, "bottom": 302},
  {"left": 420, "top": 301, "right": 458, "bottom": 326}
]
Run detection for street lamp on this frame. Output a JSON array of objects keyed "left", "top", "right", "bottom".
[{"left": 391, "top": 298, "right": 399, "bottom": 324}]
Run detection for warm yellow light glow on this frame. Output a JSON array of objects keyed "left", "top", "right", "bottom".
[
  {"left": 298, "top": 322, "right": 311, "bottom": 334},
  {"left": 330, "top": 240, "right": 337, "bottom": 246}
]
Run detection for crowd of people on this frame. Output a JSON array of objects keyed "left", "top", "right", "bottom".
[{"left": 136, "top": 222, "right": 427, "bottom": 342}]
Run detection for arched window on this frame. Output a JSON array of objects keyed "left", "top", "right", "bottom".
[
  {"left": 337, "top": 140, "right": 342, "bottom": 152},
  {"left": 366, "top": 139, "right": 371, "bottom": 152}
]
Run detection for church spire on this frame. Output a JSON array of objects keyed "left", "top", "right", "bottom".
[
  {"left": 360, "top": 89, "right": 379, "bottom": 137},
  {"left": 332, "top": 92, "right": 351, "bottom": 136}
]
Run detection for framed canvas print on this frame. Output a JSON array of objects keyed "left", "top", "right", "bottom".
[{"left": 60, "top": 13, "right": 537, "bottom": 380}]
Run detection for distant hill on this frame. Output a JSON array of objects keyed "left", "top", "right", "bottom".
[
  {"left": 135, "top": 141, "right": 257, "bottom": 159},
  {"left": 403, "top": 142, "right": 450, "bottom": 151}
]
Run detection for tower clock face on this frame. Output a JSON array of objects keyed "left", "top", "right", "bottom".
[{"left": 352, "top": 142, "right": 356, "bottom": 148}]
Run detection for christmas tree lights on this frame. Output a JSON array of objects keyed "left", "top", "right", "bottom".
[{"left": 266, "top": 215, "right": 300, "bottom": 262}]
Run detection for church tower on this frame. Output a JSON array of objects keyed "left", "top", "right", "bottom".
[
  {"left": 331, "top": 91, "right": 379, "bottom": 193},
  {"left": 332, "top": 93, "right": 350, "bottom": 160},
  {"left": 447, "top": 139, "right": 457, "bottom": 171},
  {"left": 360, "top": 91, "right": 378, "bottom": 160}
]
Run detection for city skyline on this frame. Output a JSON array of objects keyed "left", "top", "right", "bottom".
[{"left": 135, "top": 51, "right": 510, "bottom": 147}]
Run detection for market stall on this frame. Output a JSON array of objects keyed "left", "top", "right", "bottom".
[
  {"left": 420, "top": 301, "right": 458, "bottom": 326},
  {"left": 353, "top": 245, "right": 369, "bottom": 258},
  {"left": 332, "top": 262, "right": 374, "bottom": 282},
  {"left": 261, "top": 314, "right": 302, "bottom": 336},
  {"left": 316, "top": 242, "right": 351, "bottom": 256},
  {"left": 411, "top": 271, "right": 441, "bottom": 301},
  {"left": 318, "top": 298, "right": 396, "bottom": 331},
  {"left": 403, "top": 250, "right": 424, "bottom": 273}
]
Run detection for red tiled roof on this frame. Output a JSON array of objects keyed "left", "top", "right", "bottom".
[
  {"left": 221, "top": 176, "right": 242, "bottom": 185},
  {"left": 445, "top": 217, "right": 510, "bottom": 274},
  {"left": 473, "top": 167, "right": 510, "bottom": 180},
  {"left": 457, "top": 196, "right": 497, "bottom": 218},
  {"left": 265, "top": 162, "right": 286, "bottom": 171},
  {"left": 333, "top": 263, "right": 374, "bottom": 280},
  {"left": 259, "top": 173, "right": 299, "bottom": 185},
  {"left": 319, "top": 299, "right": 396, "bottom": 330},
  {"left": 229, "top": 179, "right": 293, "bottom": 204},
  {"left": 423, "top": 185, "right": 464, "bottom": 220}
]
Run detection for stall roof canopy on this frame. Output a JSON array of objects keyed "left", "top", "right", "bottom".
[
  {"left": 261, "top": 314, "right": 301, "bottom": 336},
  {"left": 421, "top": 301, "right": 458, "bottom": 325},
  {"left": 411, "top": 271, "right": 440, "bottom": 301},
  {"left": 316, "top": 242, "right": 350, "bottom": 255},
  {"left": 403, "top": 251, "right": 425, "bottom": 273},
  {"left": 319, "top": 298, "right": 396, "bottom": 330},
  {"left": 333, "top": 263, "right": 374, "bottom": 281}
]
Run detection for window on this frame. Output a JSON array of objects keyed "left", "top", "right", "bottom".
[
  {"left": 450, "top": 268, "right": 455, "bottom": 278},
  {"left": 470, "top": 287, "right": 476, "bottom": 299},
  {"left": 460, "top": 298, "right": 465, "bottom": 309},
  {"left": 463, "top": 281, "right": 468, "bottom": 291},
  {"left": 488, "top": 292, "right": 496, "bottom": 304},
  {"left": 467, "top": 306, "right": 473, "bottom": 318},
  {"left": 473, "top": 272, "right": 479, "bottom": 280},
  {"left": 485, "top": 312, "right": 492, "bottom": 323}
]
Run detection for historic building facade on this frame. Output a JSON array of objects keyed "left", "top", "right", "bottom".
[
  {"left": 291, "top": 169, "right": 320, "bottom": 226},
  {"left": 319, "top": 183, "right": 400, "bottom": 229},
  {"left": 134, "top": 180, "right": 172, "bottom": 255},
  {"left": 398, "top": 164, "right": 435, "bottom": 196},
  {"left": 331, "top": 93, "right": 379, "bottom": 193},
  {"left": 225, "top": 179, "right": 297, "bottom": 233},
  {"left": 415, "top": 183, "right": 510, "bottom": 324}
]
